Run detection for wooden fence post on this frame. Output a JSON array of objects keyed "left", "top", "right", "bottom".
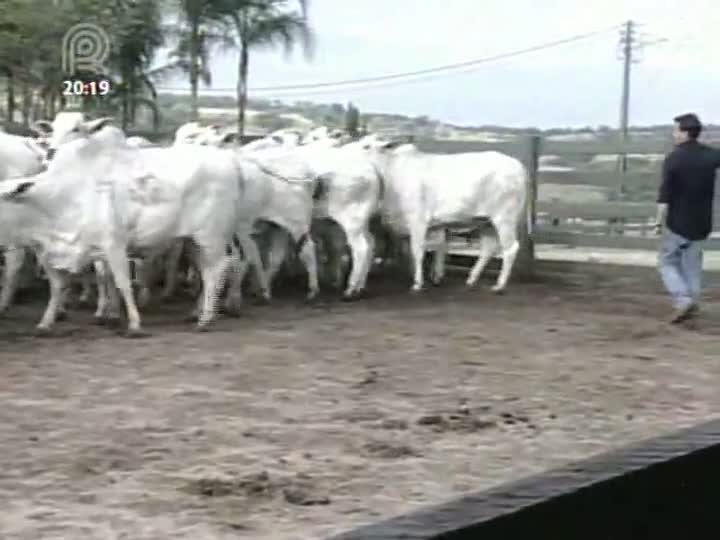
[{"left": 515, "top": 135, "right": 540, "bottom": 279}]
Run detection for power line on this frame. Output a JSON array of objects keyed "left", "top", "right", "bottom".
[{"left": 156, "top": 24, "right": 621, "bottom": 95}]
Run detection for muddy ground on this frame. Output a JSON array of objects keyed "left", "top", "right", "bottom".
[{"left": 0, "top": 267, "right": 718, "bottom": 540}]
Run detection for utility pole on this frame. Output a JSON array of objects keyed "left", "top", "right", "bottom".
[{"left": 616, "top": 19, "right": 636, "bottom": 197}]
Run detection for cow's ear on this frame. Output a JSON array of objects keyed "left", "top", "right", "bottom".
[
  {"left": 381, "top": 140, "right": 403, "bottom": 150},
  {"left": 84, "top": 117, "right": 114, "bottom": 134},
  {"left": 221, "top": 132, "right": 238, "bottom": 144},
  {"left": 0, "top": 180, "right": 35, "bottom": 199},
  {"left": 32, "top": 120, "right": 53, "bottom": 134},
  {"left": 14, "top": 181, "right": 35, "bottom": 195},
  {"left": 271, "top": 135, "right": 283, "bottom": 144}
]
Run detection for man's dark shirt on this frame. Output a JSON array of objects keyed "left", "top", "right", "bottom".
[{"left": 658, "top": 139, "right": 720, "bottom": 241}]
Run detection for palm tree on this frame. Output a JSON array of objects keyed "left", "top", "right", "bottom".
[
  {"left": 162, "top": 0, "right": 232, "bottom": 121},
  {"left": 108, "top": 0, "right": 165, "bottom": 129},
  {"left": 218, "top": 0, "right": 313, "bottom": 137}
]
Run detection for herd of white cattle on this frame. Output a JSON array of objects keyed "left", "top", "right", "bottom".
[{"left": 0, "top": 112, "right": 532, "bottom": 336}]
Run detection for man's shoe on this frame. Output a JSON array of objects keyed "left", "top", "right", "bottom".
[{"left": 670, "top": 303, "right": 694, "bottom": 324}]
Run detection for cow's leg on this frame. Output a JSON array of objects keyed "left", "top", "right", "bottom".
[
  {"left": 266, "top": 228, "right": 289, "bottom": 288},
  {"left": 94, "top": 261, "right": 110, "bottom": 321},
  {"left": 408, "top": 224, "right": 428, "bottom": 292},
  {"left": 161, "top": 240, "right": 184, "bottom": 300},
  {"left": 490, "top": 221, "right": 520, "bottom": 293},
  {"left": 342, "top": 226, "right": 372, "bottom": 298},
  {"left": 361, "top": 232, "right": 376, "bottom": 289},
  {"left": 36, "top": 265, "right": 67, "bottom": 332},
  {"left": 104, "top": 246, "right": 144, "bottom": 336},
  {"left": 195, "top": 247, "right": 231, "bottom": 329},
  {"left": 466, "top": 229, "right": 499, "bottom": 287},
  {"left": 297, "top": 236, "right": 320, "bottom": 300},
  {"left": 0, "top": 246, "right": 26, "bottom": 315},
  {"left": 224, "top": 244, "right": 248, "bottom": 316},
  {"left": 78, "top": 269, "right": 94, "bottom": 306},
  {"left": 236, "top": 232, "right": 271, "bottom": 301},
  {"left": 330, "top": 231, "right": 349, "bottom": 291},
  {"left": 135, "top": 259, "right": 153, "bottom": 308},
  {"left": 93, "top": 260, "right": 122, "bottom": 324},
  {"left": 430, "top": 229, "right": 448, "bottom": 285},
  {"left": 185, "top": 242, "right": 203, "bottom": 321},
  {"left": 57, "top": 285, "right": 70, "bottom": 321}
]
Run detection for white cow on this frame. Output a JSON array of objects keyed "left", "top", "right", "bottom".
[
  {"left": 282, "top": 134, "right": 379, "bottom": 298},
  {"left": 0, "top": 130, "right": 49, "bottom": 315},
  {"left": 359, "top": 136, "right": 532, "bottom": 292},
  {"left": 0, "top": 118, "right": 244, "bottom": 334},
  {"left": 155, "top": 126, "right": 316, "bottom": 305},
  {"left": 223, "top": 144, "right": 320, "bottom": 308},
  {"left": 240, "top": 128, "right": 304, "bottom": 152},
  {"left": 230, "top": 128, "right": 377, "bottom": 299},
  {"left": 133, "top": 123, "right": 269, "bottom": 306},
  {"left": 130, "top": 122, "right": 211, "bottom": 303},
  {"left": 23, "top": 112, "right": 138, "bottom": 310}
]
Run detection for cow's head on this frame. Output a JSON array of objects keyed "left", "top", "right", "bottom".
[
  {"left": 219, "top": 131, "right": 239, "bottom": 146},
  {"left": 44, "top": 113, "right": 114, "bottom": 162},
  {"left": 30, "top": 120, "right": 53, "bottom": 139},
  {"left": 301, "top": 126, "right": 347, "bottom": 145},
  {"left": 173, "top": 122, "right": 205, "bottom": 145}
]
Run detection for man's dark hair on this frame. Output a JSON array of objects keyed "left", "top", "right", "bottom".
[{"left": 673, "top": 113, "right": 702, "bottom": 139}]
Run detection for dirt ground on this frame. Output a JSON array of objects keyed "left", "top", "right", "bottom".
[{"left": 0, "top": 267, "right": 719, "bottom": 540}]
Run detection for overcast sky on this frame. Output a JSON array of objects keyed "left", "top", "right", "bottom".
[{"left": 158, "top": 0, "right": 720, "bottom": 128}]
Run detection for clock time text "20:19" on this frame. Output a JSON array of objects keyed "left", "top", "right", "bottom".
[{"left": 61, "top": 80, "right": 112, "bottom": 96}]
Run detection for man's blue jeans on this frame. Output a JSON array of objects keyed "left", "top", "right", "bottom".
[{"left": 658, "top": 229, "right": 704, "bottom": 310}]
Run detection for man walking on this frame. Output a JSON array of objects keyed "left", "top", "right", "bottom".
[{"left": 655, "top": 113, "right": 720, "bottom": 323}]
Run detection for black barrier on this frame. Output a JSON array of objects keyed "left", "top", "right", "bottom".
[{"left": 326, "top": 418, "right": 720, "bottom": 540}]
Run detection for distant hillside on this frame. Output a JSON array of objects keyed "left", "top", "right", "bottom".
[{"left": 155, "top": 93, "right": 720, "bottom": 142}]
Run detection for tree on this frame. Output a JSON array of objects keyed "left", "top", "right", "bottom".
[
  {"left": 159, "top": 0, "right": 231, "bottom": 121},
  {"left": 0, "top": 0, "right": 166, "bottom": 128},
  {"left": 100, "top": 0, "right": 166, "bottom": 129},
  {"left": 344, "top": 102, "right": 360, "bottom": 137},
  {"left": 218, "top": 0, "right": 313, "bottom": 137}
]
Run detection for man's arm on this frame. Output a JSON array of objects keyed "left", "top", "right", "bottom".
[{"left": 655, "top": 154, "right": 673, "bottom": 233}]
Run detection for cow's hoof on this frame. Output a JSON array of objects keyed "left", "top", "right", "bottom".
[
  {"left": 126, "top": 328, "right": 150, "bottom": 339},
  {"left": 92, "top": 316, "right": 107, "bottom": 326},
  {"left": 34, "top": 326, "right": 54, "bottom": 337},
  {"left": 252, "top": 295, "right": 270, "bottom": 306},
  {"left": 342, "top": 290, "right": 364, "bottom": 302},
  {"left": 104, "top": 317, "right": 123, "bottom": 329},
  {"left": 55, "top": 311, "right": 68, "bottom": 322},
  {"left": 490, "top": 286, "right": 505, "bottom": 295},
  {"left": 184, "top": 313, "right": 199, "bottom": 323},
  {"left": 410, "top": 286, "right": 424, "bottom": 294},
  {"left": 223, "top": 304, "right": 243, "bottom": 318},
  {"left": 195, "top": 324, "right": 211, "bottom": 333}
]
